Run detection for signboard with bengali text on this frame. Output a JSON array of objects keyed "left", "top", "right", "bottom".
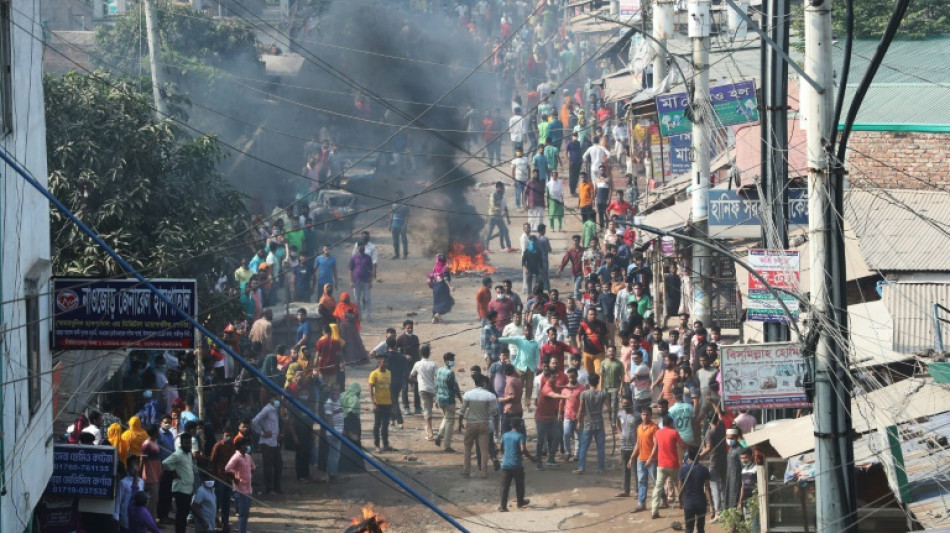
[
  {"left": 47, "top": 445, "right": 117, "bottom": 499},
  {"left": 721, "top": 342, "right": 810, "bottom": 408},
  {"left": 709, "top": 189, "right": 809, "bottom": 239},
  {"left": 747, "top": 249, "right": 800, "bottom": 323},
  {"left": 656, "top": 80, "right": 759, "bottom": 136},
  {"left": 53, "top": 278, "right": 197, "bottom": 350}
]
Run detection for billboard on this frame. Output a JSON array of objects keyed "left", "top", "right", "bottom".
[
  {"left": 47, "top": 445, "right": 117, "bottom": 499},
  {"left": 721, "top": 342, "right": 810, "bottom": 408},
  {"left": 53, "top": 278, "right": 197, "bottom": 349},
  {"left": 747, "top": 249, "right": 800, "bottom": 323},
  {"left": 656, "top": 80, "right": 759, "bottom": 136},
  {"left": 708, "top": 188, "right": 809, "bottom": 239}
]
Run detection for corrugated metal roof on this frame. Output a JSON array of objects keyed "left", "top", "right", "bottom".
[
  {"left": 881, "top": 282, "right": 950, "bottom": 353},
  {"left": 745, "top": 377, "right": 950, "bottom": 458},
  {"left": 835, "top": 37, "right": 950, "bottom": 86},
  {"left": 838, "top": 84, "right": 950, "bottom": 128},
  {"left": 846, "top": 189, "right": 950, "bottom": 272},
  {"left": 834, "top": 37, "right": 950, "bottom": 127}
]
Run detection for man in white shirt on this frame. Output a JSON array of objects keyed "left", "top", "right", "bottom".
[
  {"left": 509, "top": 108, "right": 527, "bottom": 154},
  {"left": 410, "top": 346, "right": 439, "bottom": 440},
  {"left": 251, "top": 400, "right": 282, "bottom": 493},
  {"left": 510, "top": 148, "right": 530, "bottom": 208},
  {"left": 583, "top": 139, "right": 610, "bottom": 174}
]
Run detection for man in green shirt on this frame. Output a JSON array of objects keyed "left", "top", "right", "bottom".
[
  {"left": 600, "top": 346, "right": 624, "bottom": 419},
  {"left": 628, "top": 283, "right": 653, "bottom": 319},
  {"left": 285, "top": 219, "right": 304, "bottom": 255},
  {"left": 582, "top": 217, "right": 598, "bottom": 248},
  {"left": 162, "top": 433, "right": 195, "bottom": 533},
  {"left": 434, "top": 352, "right": 462, "bottom": 452}
]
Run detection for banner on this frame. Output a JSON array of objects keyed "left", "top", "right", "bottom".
[
  {"left": 668, "top": 132, "right": 692, "bottom": 175},
  {"left": 53, "top": 278, "right": 197, "bottom": 349},
  {"left": 656, "top": 80, "right": 759, "bottom": 136},
  {"left": 47, "top": 445, "right": 117, "bottom": 499},
  {"left": 747, "top": 249, "right": 800, "bottom": 323},
  {"left": 649, "top": 124, "right": 670, "bottom": 181},
  {"left": 708, "top": 189, "right": 809, "bottom": 239},
  {"left": 619, "top": 0, "right": 641, "bottom": 17},
  {"left": 721, "top": 342, "right": 810, "bottom": 408}
]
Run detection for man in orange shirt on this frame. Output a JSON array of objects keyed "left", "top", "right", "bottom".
[
  {"left": 651, "top": 415, "right": 687, "bottom": 518},
  {"left": 577, "top": 171, "right": 595, "bottom": 221},
  {"left": 628, "top": 406, "right": 659, "bottom": 512},
  {"left": 476, "top": 276, "right": 493, "bottom": 325}
]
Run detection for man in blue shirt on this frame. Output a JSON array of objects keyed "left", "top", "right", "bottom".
[
  {"left": 434, "top": 352, "right": 462, "bottom": 452},
  {"left": 314, "top": 245, "right": 337, "bottom": 293},
  {"left": 499, "top": 418, "right": 534, "bottom": 512},
  {"left": 532, "top": 145, "right": 549, "bottom": 182},
  {"left": 390, "top": 194, "right": 411, "bottom": 259},
  {"left": 293, "top": 308, "right": 311, "bottom": 351},
  {"left": 349, "top": 243, "right": 374, "bottom": 321},
  {"left": 566, "top": 132, "right": 583, "bottom": 196}
]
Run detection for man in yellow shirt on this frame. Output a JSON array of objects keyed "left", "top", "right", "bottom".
[
  {"left": 369, "top": 354, "right": 395, "bottom": 453},
  {"left": 577, "top": 171, "right": 595, "bottom": 222}
]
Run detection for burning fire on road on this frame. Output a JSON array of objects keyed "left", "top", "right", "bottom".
[
  {"left": 344, "top": 505, "right": 387, "bottom": 533},
  {"left": 446, "top": 241, "right": 497, "bottom": 276}
]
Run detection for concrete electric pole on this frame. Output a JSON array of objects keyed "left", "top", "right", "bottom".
[
  {"left": 652, "top": 0, "right": 674, "bottom": 87},
  {"left": 761, "top": 0, "right": 791, "bottom": 343},
  {"left": 689, "top": 0, "right": 711, "bottom": 327},
  {"left": 804, "top": 0, "right": 858, "bottom": 531},
  {"left": 143, "top": 0, "right": 168, "bottom": 119}
]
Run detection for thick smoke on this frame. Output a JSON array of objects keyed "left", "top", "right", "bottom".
[{"left": 271, "top": 2, "right": 496, "bottom": 253}]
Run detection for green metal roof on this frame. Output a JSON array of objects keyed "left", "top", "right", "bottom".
[{"left": 833, "top": 36, "right": 950, "bottom": 129}]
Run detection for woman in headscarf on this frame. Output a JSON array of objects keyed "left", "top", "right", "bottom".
[
  {"left": 337, "top": 381, "right": 364, "bottom": 473},
  {"left": 317, "top": 283, "right": 337, "bottom": 328},
  {"left": 427, "top": 254, "right": 449, "bottom": 286},
  {"left": 107, "top": 422, "right": 123, "bottom": 448},
  {"left": 430, "top": 272, "right": 454, "bottom": 324},
  {"left": 285, "top": 346, "right": 312, "bottom": 389},
  {"left": 118, "top": 416, "right": 148, "bottom": 463},
  {"left": 336, "top": 293, "right": 368, "bottom": 366},
  {"left": 333, "top": 292, "right": 360, "bottom": 331}
]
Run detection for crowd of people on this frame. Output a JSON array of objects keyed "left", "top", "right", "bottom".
[{"left": 53, "top": 2, "right": 766, "bottom": 533}]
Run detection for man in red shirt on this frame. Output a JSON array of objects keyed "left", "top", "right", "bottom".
[
  {"left": 534, "top": 369, "right": 570, "bottom": 469},
  {"left": 650, "top": 415, "right": 686, "bottom": 518},
  {"left": 605, "top": 190, "right": 635, "bottom": 221},
  {"left": 476, "top": 276, "right": 493, "bottom": 324},
  {"left": 560, "top": 368, "right": 587, "bottom": 461},
  {"left": 314, "top": 324, "right": 342, "bottom": 388},
  {"left": 540, "top": 327, "right": 578, "bottom": 373}
]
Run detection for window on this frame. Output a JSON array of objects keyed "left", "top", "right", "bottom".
[
  {"left": 0, "top": 0, "right": 12, "bottom": 135},
  {"left": 25, "top": 279, "right": 41, "bottom": 416}
]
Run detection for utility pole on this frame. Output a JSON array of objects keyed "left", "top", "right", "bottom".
[
  {"left": 143, "top": 0, "right": 168, "bottom": 118},
  {"left": 804, "top": 0, "right": 858, "bottom": 531},
  {"left": 652, "top": 0, "right": 674, "bottom": 88},
  {"left": 688, "top": 0, "right": 711, "bottom": 327},
  {"left": 761, "top": 0, "right": 790, "bottom": 343}
]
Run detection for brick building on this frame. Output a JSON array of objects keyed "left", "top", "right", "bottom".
[{"left": 837, "top": 37, "right": 950, "bottom": 191}]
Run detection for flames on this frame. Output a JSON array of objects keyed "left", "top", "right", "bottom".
[
  {"left": 348, "top": 505, "right": 387, "bottom": 532},
  {"left": 446, "top": 241, "right": 497, "bottom": 275}
]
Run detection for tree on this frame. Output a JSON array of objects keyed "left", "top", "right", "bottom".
[
  {"left": 45, "top": 71, "right": 248, "bottom": 328},
  {"left": 793, "top": 0, "right": 950, "bottom": 41},
  {"left": 94, "top": 3, "right": 260, "bottom": 86}
]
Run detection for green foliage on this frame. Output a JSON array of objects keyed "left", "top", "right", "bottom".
[
  {"left": 45, "top": 71, "right": 248, "bottom": 327},
  {"left": 792, "top": 0, "right": 950, "bottom": 41},
  {"left": 94, "top": 3, "right": 259, "bottom": 81},
  {"left": 719, "top": 498, "right": 759, "bottom": 533}
]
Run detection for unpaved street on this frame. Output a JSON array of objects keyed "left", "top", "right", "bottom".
[{"left": 247, "top": 159, "right": 729, "bottom": 533}]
